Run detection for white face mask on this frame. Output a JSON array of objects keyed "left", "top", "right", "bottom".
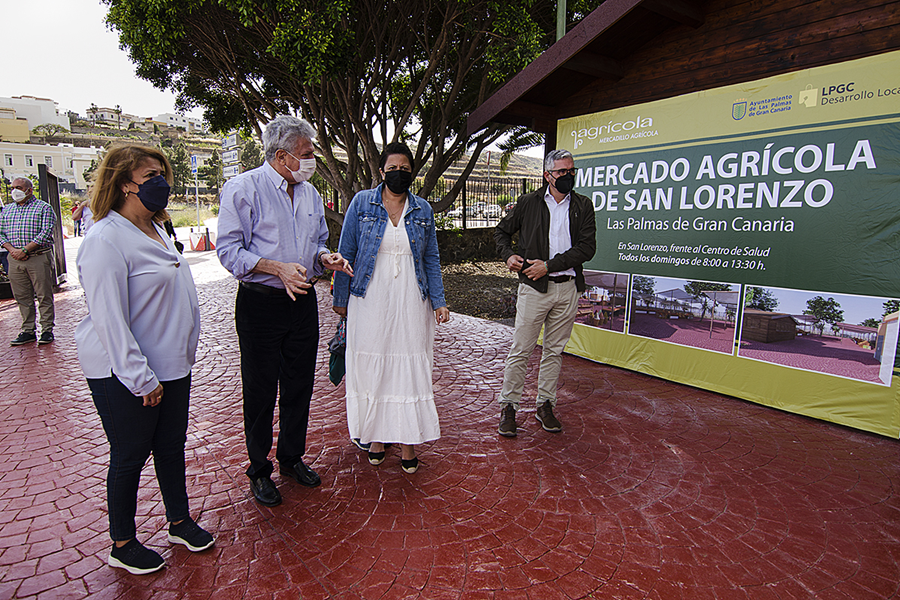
[
  {"left": 11, "top": 189, "right": 27, "bottom": 202},
  {"left": 285, "top": 152, "right": 316, "bottom": 183}
]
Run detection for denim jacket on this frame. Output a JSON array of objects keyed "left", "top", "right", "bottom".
[{"left": 333, "top": 184, "right": 446, "bottom": 310}]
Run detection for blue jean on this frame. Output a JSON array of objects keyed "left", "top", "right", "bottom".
[{"left": 89, "top": 374, "right": 191, "bottom": 542}]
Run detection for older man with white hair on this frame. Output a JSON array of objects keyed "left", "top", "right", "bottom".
[
  {"left": 217, "top": 115, "right": 352, "bottom": 506},
  {"left": 0, "top": 177, "right": 56, "bottom": 346}
]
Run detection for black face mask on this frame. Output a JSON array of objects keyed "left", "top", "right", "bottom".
[
  {"left": 553, "top": 173, "right": 575, "bottom": 195},
  {"left": 384, "top": 170, "right": 413, "bottom": 195},
  {"left": 129, "top": 175, "right": 171, "bottom": 212}
]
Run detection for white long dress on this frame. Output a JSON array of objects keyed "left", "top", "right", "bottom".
[{"left": 346, "top": 203, "right": 441, "bottom": 445}]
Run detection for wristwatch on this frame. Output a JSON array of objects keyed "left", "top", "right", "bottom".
[{"left": 22, "top": 248, "right": 30, "bottom": 257}]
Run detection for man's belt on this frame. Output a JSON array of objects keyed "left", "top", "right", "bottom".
[
  {"left": 17, "top": 246, "right": 53, "bottom": 257},
  {"left": 239, "top": 281, "right": 284, "bottom": 295},
  {"left": 548, "top": 275, "right": 573, "bottom": 283}
]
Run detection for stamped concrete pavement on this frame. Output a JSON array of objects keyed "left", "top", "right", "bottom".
[{"left": 1, "top": 236, "right": 898, "bottom": 599}]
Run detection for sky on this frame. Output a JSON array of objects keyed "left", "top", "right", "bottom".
[
  {"left": 0, "top": 1, "right": 546, "bottom": 158},
  {"left": 761, "top": 287, "right": 893, "bottom": 327},
  {"left": 1, "top": 1, "right": 204, "bottom": 119},
  {"left": 0, "top": 0, "right": 542, "bottom": 157},
  {"left": 639, "top": 277, "right": 893, "bottom": 325}
]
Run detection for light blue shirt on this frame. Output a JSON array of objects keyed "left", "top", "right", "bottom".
[
  {"left": 75, "top": 211, "right": 200, "bottom": 396},
  {"left": 217, "top": 160, "right": 330, "bottom": 287}
]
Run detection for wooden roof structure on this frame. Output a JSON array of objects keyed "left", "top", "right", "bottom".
[{"left": 467, "top": 0, "right": 900, "bottom": 150}]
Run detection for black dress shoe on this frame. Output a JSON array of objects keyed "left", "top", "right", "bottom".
[
  {"left": 279, "top": 460, "right": 321, "bottom": 487},
  {"left": 249, "top": 476, "right": 282, "bottom": 506}
]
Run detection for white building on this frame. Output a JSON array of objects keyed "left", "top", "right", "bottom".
[
  {"left": 1, "top": 141, "right": 103, "bottom": 192},
  {"left": 87, "top": 106, "right": 139, "bottom": 129},
  {"left": 0, "top": 96, "right": 70, "bottom": 130},
  {"left": 156, "top": 113, "right": 206, "bottom": 133}
]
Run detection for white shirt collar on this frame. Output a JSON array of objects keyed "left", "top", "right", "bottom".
[{"left": 543, "top": 187, "right": 570, "bottom": 206}]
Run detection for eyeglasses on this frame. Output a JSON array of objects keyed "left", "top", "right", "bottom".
[{"left": 549, "top": 168, "right": 576, "bottom": 176}]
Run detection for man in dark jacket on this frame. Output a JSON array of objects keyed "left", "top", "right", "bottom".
[{"left": 493, "top": 149, "right": 596, "bottom": 437}]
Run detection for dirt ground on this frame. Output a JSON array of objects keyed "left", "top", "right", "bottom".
[{"left": 440, "top": 261, "right": 519, "bottom": 322}]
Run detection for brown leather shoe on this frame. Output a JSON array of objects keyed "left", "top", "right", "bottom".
[
  {"left": 535, "top": 403, "right": 562, "bottom": 433},
  {"left": 499, "top": 405, "right": 517, "bottom": 437}
]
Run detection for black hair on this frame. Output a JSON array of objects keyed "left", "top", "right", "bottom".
[{"left": 379, "top": 142, "right": 415, "bottom": 172}]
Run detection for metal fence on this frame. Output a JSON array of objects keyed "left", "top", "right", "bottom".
[{"left": 315, "top": 176, "right": 544, "bottom": 229}]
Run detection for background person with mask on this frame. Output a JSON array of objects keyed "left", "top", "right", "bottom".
[
  {"left": 75, "top": 145, "right": 214, "bottom": 575},
  {"left": 493, "top": 149, "right": 597, "bottom": 438},
  {"left": 217, "top": 115, "right": 351, "bottom": 507},
  {"left": 333, "top": 142, "right": 449, "bottom": 474},
  {"left": 0, "top": 177, "right": 56, "bottom": 346}
]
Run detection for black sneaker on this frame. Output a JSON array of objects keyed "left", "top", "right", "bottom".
[
  {"left": 10, "top": 332, "right": 37, "bottom": 346},
  {"left": 168, "top": 517, "right": 214, "bottom": 552},
  {"left": 108, "top": 539, "right": 165, "bottom": 575},
  {"left": 38, "top": 331, "right": 54, "bottom": 345},
  {"left": 499, "top": 405, "right": 517, "bottom": 437}
]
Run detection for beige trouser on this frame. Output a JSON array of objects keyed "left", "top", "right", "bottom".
[
  {"left": 8, "top": 252, "right": 55, "bottom": 334},
  {"left": 499, "top": 280, "right": 579, "bottom": 410}
]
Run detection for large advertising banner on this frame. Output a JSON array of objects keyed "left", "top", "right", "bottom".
[{"left": 559, "top": 51, "right": 900, "bottom": 437}]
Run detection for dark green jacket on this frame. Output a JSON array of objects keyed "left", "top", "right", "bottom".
[{"left": 494, "top": 185, "right": 596, "bottom": 293}]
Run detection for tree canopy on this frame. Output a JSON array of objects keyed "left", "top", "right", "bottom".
[
  {"left": 31, "top": 124, "right": 69, "bottom": 137},
  {"left": 240, "top": 138, "right": 264, "bottom": 172},
  {"left": 744, "top": 286, "right": 778, "bottom": 312},
  {"left": 103, "top": 0, "right": 600, "bottom": 218},
  {"left": 200, "top": 149, "right": 224, "bottom": 196},
  {"left": 632, "top": 276, "right": 655, "bottom": 296},
  {"left": 163, "top": 143, "right": 192, "bottom": 198},
  {"left": 804, "top": 296, "right": 844, "bottom": 336},
  {"left": 684, "top": 281, "right": 733, "bottom": 319}
]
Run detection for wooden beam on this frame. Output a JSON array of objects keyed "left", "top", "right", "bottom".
[
  {"left": 501, "top": 100, "right": 558, "bottom": 121},
  {"left": 642, "top": 0, "right": 704, "bottom": 28},
  {"left": 563, "top": 51, "right": 624, "bottom": 79},
  {"left": 467, "top": 0, "right": 645, "bottom": 136}
]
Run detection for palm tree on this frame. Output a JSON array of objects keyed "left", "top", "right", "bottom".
[
  {"left": 89, "top": 103, "right": 99, "bottom": 127},
  {"left": 114, "top": 105, "right": 122, "bottom": 130}
]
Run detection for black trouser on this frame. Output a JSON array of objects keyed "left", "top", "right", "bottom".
[
  {"left": 89, "top": 374, "right": 191, "bottom": 542},
  {"left": 235, "top": 284, "right": 319, "bottom": 479}
]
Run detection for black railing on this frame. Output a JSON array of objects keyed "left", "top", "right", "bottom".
[{"left": 314, "top": 176, "right": 544, "bottom": 229}]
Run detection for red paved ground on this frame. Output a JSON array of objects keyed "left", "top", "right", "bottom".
[
  {"left": 1, "top": 238, "right": 899, "bottom": 599},
  {"left": 629, "top": 313, "right": 736, "bottom": 355},
  {"left": 739, "top": 334, "right": 883, "bottom": 384}
]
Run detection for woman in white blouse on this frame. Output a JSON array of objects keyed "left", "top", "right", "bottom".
[{"left": 75, "top": 145, "right": 213, "bottom": 575}]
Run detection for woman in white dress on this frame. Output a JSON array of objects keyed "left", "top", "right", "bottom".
[{"left": 333, "top": 142, "right": 450, "bottom": 473}]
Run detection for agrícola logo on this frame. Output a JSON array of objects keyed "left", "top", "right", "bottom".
[{"left": 570, "top": 116, "right": 654, "bottom": 148}]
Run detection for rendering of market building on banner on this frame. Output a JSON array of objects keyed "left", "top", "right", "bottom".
[{"left": 468, "top": 0, "right": 900, "bottom": 438}]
